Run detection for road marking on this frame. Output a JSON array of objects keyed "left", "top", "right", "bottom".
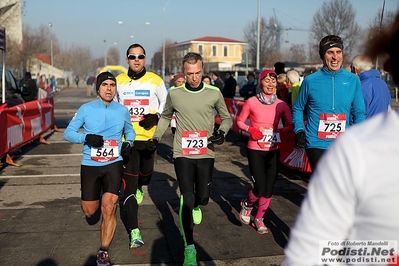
[
  {"left": 12, "top": 153, "right": 82, "bottom": 158},
  {"left": 0, "top": 173, "right": 80, "bottom": 179}
]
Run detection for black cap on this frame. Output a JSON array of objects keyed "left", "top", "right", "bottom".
[{"left": 96, "top": 72, "right": 116, "bottom": 92}]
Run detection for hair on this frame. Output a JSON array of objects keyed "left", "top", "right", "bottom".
[
  {"left": 286, "top": 70, "right": 300, "bottom": 84},
  {"left": 351, "top": 55, "right": 373, "bottom": 73},
  {"left": 247, "top": 72, "right": 255, "bottom": 79},
  {"left": 211, "top": 72, "right": 219, "bottom": 77},
  {"left": 366, "top": 10, "right": 399, "bottom": 83},
  {"left": 126, "top": 43, "right": 146, "bottom": 57},
  {"left": 182, "top": 52, "right": 203, "bottom": 69},
  {"left": 202, "top": 75, "right": 211, "bottom": 84},
  {"left": 277, "top": 73, "right": 287, "bottom": 84}
]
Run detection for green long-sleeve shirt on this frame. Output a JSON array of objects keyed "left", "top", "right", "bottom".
[{"left": 153, "top": 83, "right": 232, "bottom": 159}]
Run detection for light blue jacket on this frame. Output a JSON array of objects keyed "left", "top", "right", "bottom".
[
  {"left": 64, "top": 99, "right": 135, "bottom": 166},
  {"left": 292, "top": 67, "right": 365, "bottom": 150}
]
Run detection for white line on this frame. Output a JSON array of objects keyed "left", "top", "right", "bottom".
[
  {"left": 13, "top": 153, "right": 82, "bottom": 158},
  {"left": 0, "top": 173, "right": 80, "bottom": 179}
]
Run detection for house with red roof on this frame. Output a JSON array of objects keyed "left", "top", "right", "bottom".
[{"left": 165, "top": 36, "right": 247, "bottom": 74}]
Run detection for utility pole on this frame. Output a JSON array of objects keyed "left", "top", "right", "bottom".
[{"left": 256, "top": 0, "right": 260, "bottom": 71}]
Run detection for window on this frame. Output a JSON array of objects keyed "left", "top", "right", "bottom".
[
  {"left": 198, "top": 44, "right": 203, "bottom": 55},
  {"left": 212, "top": 45, "right": 217, "bottom": 56},
  {"left": 223, "top": 46, "right": 228, "bottom": 57}
]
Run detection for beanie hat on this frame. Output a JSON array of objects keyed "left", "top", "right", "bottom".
[
  {"left": 173, "top": 73, "right": 185, "bottom": 81},
  {"left": 96, "top": 72, "right": 116, "bottom": 92},
  {"left": 258, "top": 69, "right": 277, "bottom": 85}
]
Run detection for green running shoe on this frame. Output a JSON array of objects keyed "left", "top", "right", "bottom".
[
  {"left": 129, "top": 228, "right": 144, "bottom": 249},
  {"left": 192, "top": 206, "right": 202, "bottom": 225},
  {"left": 183, "top": 245, "right": 197, "bottom": 266},
  {"left": 136, "top": 188, "right": 144, "bottom": 205}
]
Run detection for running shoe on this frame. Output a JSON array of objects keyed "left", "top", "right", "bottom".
[
  {"left": 136, "top": 188, "right": 144, "bottom": 205},
  {"left": 183, "top": 246, "right": 197, "bottom": 266},
  {"left": 239, "top": 199, "right": 253, "bottom": 225},
  {"left": 192, "top": 206, "right": 202, "bottom": 225},
  {"left": 96, "top": 250, "right": 110, "bottom": 266},
  {"left": 129, "top": 228, "right": 144, "bottom": 249},
  {"left": 253, "top": 218, "right": 268, "bottom": 234}
]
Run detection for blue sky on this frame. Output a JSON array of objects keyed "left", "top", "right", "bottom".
[{"left": 23, "top": 0, "right": 399, "bottom": 61}]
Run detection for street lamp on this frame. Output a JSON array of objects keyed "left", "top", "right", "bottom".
[
  {"left": 158, "top": 0, "right": 171, "bottom": 81},
  {"left": 48, "top": 23, "right": 53, "bottom": 73}
]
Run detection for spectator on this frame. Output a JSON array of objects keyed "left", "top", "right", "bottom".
[
  {"left": 86, "top": 76, "right": 95, "bottom": 97},
  {"left": 202, "top": 75, "right": 211, "bottom": 85},
  {"left": 274, "top": 62, "right": 285, "bottom": 75},
  {"left": 50, "top": 76, "right": 56, "bottom": 93},
  {"left": 222, "top": 71, "right": 237, "bottom": 98},
  {"left": 284, "top": 13, "right": 399, "bottom": 264},
  {"left": 276, "top": 73, "right": 288, "bottom": 102},
  {"left": 168, "top": 72, "right": 185, "bottom": 137},
  {"left": 66, "top": 77, "right": 70, "bottom": 88},
  {"left": 286, "top": 70, "right": 301, "bottom": 109},
  {"left": 239, "top": 72, "right": 258, "bottom": 100},
  {"left": 38, "top": 74, "right": 51, "bottom": 99},
  {"left": 351, "top": 54, "right": 392, "bottom": 118},
  {"left": 75, "top": 76, "right": 79, "bottom": 89},
  {"left": 211, "top": 72, "right": 223, "bottom": 91},
  {"left": 63, "top": 72, "right": 135, "bottom": 266},
  {"left": 292, "top": 35, "right": 365, "bottom": 172},
  {"left": 19, "top": 71, "right": 38, "bottom": 102}
]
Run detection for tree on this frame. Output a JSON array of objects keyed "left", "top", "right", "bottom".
[
  {"left": 289, "top": 44, "right": 308, "bottom": 63},
  {"left": 308, "top": 0, "right": 361, "bottom": 63},
  {"left": 243, "top": 17, "right": 281, "bottom": 69},
  {"left": 106, "top": 46, "right": 120, "bottom": 66}
]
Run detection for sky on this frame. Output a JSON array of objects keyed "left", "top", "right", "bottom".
[{"left": 23, "top": 0, "right": 399, "bottom": 63}]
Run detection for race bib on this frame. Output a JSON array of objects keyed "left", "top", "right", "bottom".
[
  {"left": 317, "top": 113, "right": 346, "bottom": 139},
  {"left": 257, "top": 126, "right": 281, "bottom": 148},
  {"left": 90, "top": 139, "right": 119, "bottom": 162},
  {"left": 123, "top": 99, "right": 150, "bottom": 122},
  {"left": 181, "top": 130, "right": 208, "bottom": 155}
]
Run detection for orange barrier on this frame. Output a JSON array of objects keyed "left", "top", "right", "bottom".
[
  {"left": 0, "top": 98, "right": 55, "bottom": 166},
  {"left": 217, "top": 98, "right": 312, "bottom": 173}
]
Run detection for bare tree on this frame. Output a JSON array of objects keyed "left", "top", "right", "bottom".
[
  {"left": 243, "top": 16, "right": 280, "bottom": 69},
  {"left": 308, "top": 0, "right": 361, "bottom": 63},
  {"left": 106, "top": 46, "right": 120, "bottom": 66},
  {"left": 289, "top": 44, "right": 308, "bottom": 63}
]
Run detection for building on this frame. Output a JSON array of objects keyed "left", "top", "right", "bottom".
[
  {"left": 0, "top": 0, "right": 22, "bottom": 45},
  {"left": 165, "top": 36, "right": 247, "bottom": 75}
]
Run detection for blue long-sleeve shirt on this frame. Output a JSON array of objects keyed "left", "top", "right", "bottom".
[
  {"left": 292, "top": 67, "right": 365, "bottom": 150},
  {"left": 359, "top": 69, "right": 392, "bottom": 118},
  {"left": 64, "top": 99, "right": 135, "bottom": 166}
]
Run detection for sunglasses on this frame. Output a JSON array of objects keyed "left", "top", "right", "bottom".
[{"left": 127, "top": 54, "right": 145, "bottom": 60}]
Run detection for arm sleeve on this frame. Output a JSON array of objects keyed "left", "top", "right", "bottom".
[
  {"left": 236, "top": 101, "right": 251, "bottom": 130},
  {"left": 351, "top": 79, "right": 366, "bottom": 124},
  {"left": 292, "top": 82, "right": 307, "bottom": 133},
  {"left": 283, "top": 132, "right": 361, "bottom": 265},
  {"left": 156, "top": 81, "right": 168, "bottom": 115},
  {"left": 215, "top": 92, "right": 232, "bottom": 133},
  {"left": 63, "top": 106, "right": 86, "bottom": 144},
  {"left": 153, "top": 93, "right": 173, "bottom": 141},
  {"left": 124, "top": 109, "right": 135, "bottom": 142}
]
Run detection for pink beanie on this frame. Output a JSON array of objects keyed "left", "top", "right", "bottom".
[{"left": 258, "top": 69, "right": 277, "bottom": 85}]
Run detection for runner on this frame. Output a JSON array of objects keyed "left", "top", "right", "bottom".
[
  {"left": 149, "top": 52, "right": 232, "bottom": 266},
  {"left": 115, "top": 43, "right": 167, "bottom": 249},
  {"left": 236, "top": 69, "right": 292, "bottom": 234},
  {"left": 64, "top": 72, "right": 135, "bottom": 266}
]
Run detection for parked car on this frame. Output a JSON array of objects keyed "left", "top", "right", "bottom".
[{"left": 0, "top": 66, "right": 24, "bottom": 108}]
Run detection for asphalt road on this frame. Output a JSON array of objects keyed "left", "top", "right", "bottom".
[{"left": 0, "top": 86, "right": 309, "bottom": 266}]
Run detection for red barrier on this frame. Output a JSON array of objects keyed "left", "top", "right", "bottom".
[
  {"left": 0, "top": 98, "right": 55, "bottom": 161},
  {"left": 217, "top": 98, "right": 312, "bottom": 173}
]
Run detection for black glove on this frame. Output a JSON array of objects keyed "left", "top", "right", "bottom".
[
  {"left": 139, "top": 113, "right": 159, "bottom": 130},
  {"left": 208, "top": 130, "right": 225, "bottom": 145},
  {"left": 294, "top": 130, "right": 306, "bottom": 149},
  {"left": 121, "top": 142, "right": 133, "bottom": 156},
  {"left": 147, "top": 139, "right": 159, "bottom": 151},
  {"left": 85, "top": 134, "right": 104, "bottom": 147}
]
